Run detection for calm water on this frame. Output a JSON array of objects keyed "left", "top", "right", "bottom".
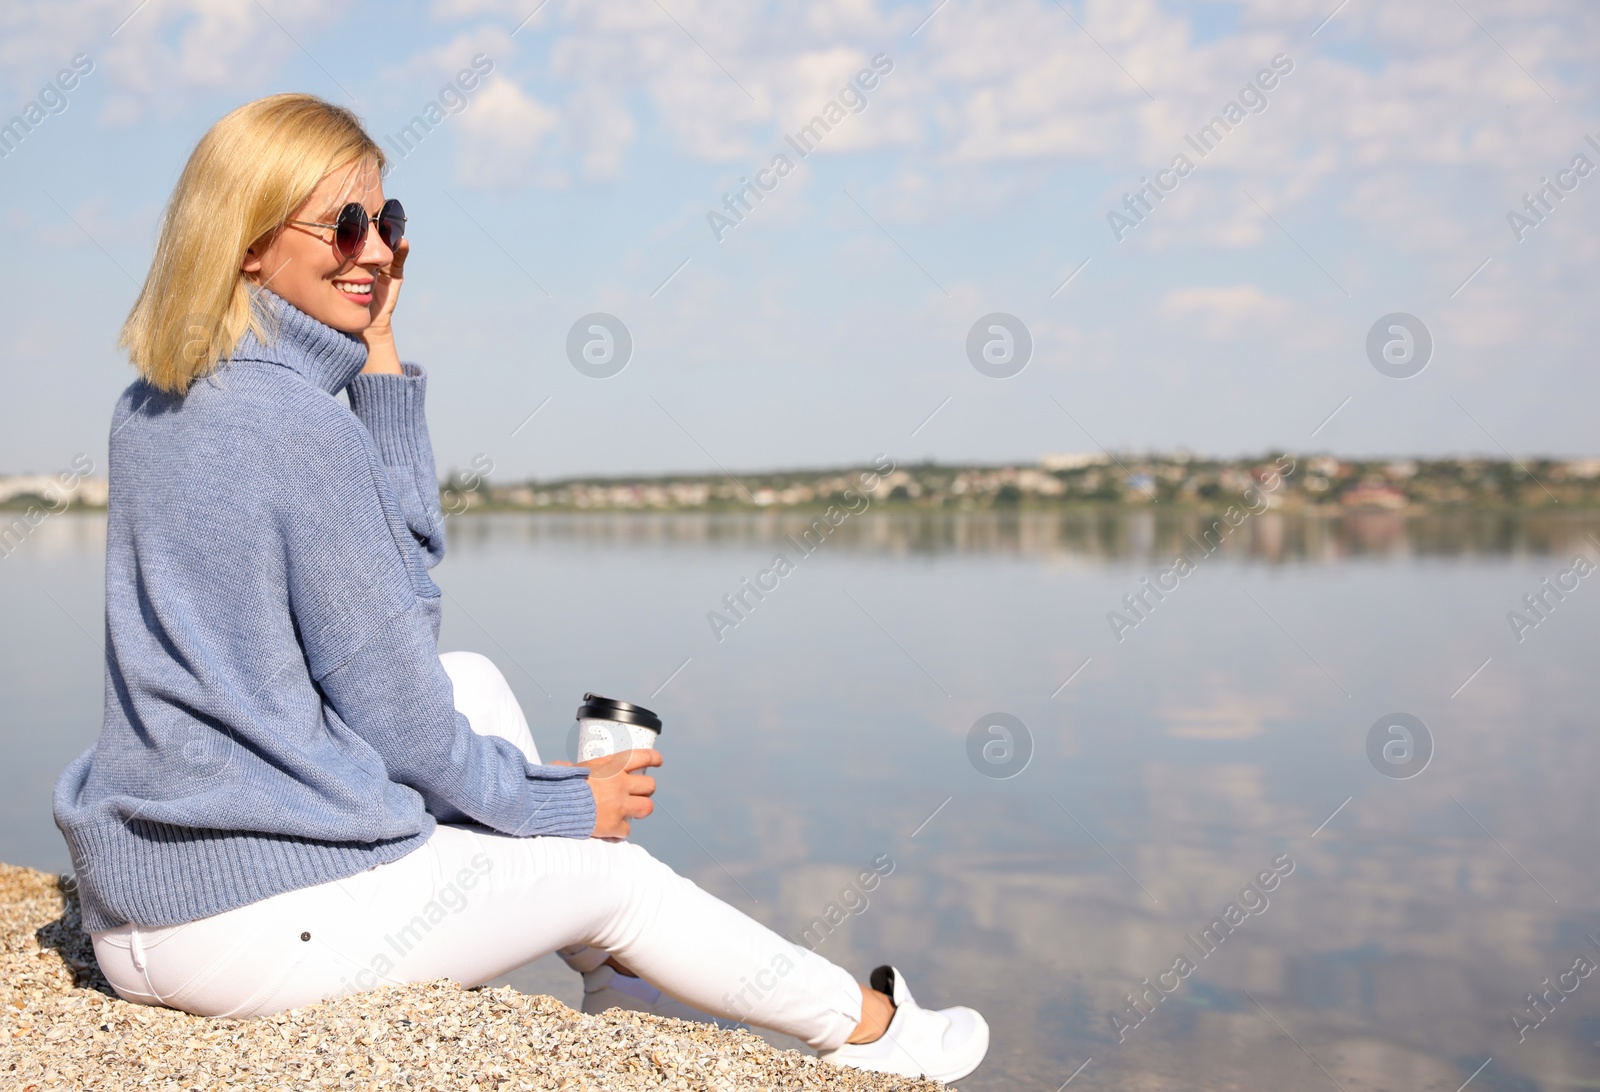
[{"left": 5, "top": 510, "right": 1599, "bottom": 1090}]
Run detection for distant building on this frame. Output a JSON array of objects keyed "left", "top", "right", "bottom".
[
  {"left": 1041, "top": 453, "right": 1111, "bottom": 471},
  {"left": 1340, "top": 482, "right": 1407, "bottom": 510},
  {"left": 0, "top": 475, "right": 108, "bottom": 508}
]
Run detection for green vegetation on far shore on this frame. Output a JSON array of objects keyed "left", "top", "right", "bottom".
[
  {"left": 6, "top": 454, "right": 1598, "bottom": 515},
  {"left": 438, "top": 454, "right": 1600, "bottom": 514}
]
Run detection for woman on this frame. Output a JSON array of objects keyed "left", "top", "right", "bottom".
[{"left": 52, "top": 94, "right": 987, "bottom": 1082}]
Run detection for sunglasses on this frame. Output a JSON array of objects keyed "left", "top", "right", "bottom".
[{"left": 286, "top": 198, "right": 406, "bottom": 261}]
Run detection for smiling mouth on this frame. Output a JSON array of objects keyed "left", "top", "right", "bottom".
[{"left": 333, "top": 279, "right": 372, "bottom": 298}]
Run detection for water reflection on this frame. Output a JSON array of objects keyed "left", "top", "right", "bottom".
[
  {"left": 4, "top": 512, "right": 1598, "bottom": 1090},
  {"left": 443, "top": 508, "right": 1600, "bottom": 564}
]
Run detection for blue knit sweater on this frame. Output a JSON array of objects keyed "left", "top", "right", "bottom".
[{"left": 54, "top": 290, "right": 594, "bottom": 933}]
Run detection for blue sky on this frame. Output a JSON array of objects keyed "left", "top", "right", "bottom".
[{"left": 2, "top": 0, "right": 1597, "bottom": 480}]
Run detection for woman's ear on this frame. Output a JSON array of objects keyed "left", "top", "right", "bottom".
[{"left": 241, "top": 228, "right": 276, "bottom": 275}]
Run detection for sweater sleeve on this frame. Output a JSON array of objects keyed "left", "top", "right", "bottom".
[
  {"left": 318, "top": 608, "right": 596, "bottom": 838},
  {"left": 346, "top": 364, "right": 445, "bottom": 571},
  {"left": 280, "top": 416, "right": 596, "bottom": 839}
]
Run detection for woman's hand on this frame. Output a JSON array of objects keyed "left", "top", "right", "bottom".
[
  {"left": 360, "top": 237, "right": 408, "bottom": 375},
  {"left": 562, "top": 749, "right": 660, "bottom": 840}
]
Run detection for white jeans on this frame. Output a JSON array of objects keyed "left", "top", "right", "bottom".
[{"left": 92, "top": 652, "right": 863, "bottom": 1050}]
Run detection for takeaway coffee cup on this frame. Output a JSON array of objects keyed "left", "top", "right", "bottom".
[{"left": 574, "top": 693, "right": 662, "bottom": 761}]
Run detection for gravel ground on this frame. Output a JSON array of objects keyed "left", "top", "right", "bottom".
[{"left": 0, "top": 863, "right": 947, "bottom": 1091}]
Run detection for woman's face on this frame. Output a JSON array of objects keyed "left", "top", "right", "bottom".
[{"left": 241, "top": 160, "right": 392, "bottom": 333}]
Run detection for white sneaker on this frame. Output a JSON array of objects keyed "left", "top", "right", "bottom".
[{"left": 820, "top": 965, "right": 989, "bottom": 1082}]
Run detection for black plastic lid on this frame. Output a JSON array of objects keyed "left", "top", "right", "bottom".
[{"left": 576, "top": 692, "right": 663, "bottom": 733}]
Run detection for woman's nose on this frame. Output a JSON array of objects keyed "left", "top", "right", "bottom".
[{"left": 358, "top": 231, "right": 393, "bottom": 267}]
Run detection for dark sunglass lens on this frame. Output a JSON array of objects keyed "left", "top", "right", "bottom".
[
  {"left": 335, "top": 203, "right": 368, "bottom": 259},
  {"left": 377, "top": 200, "right": 406, "bottom": 250}
]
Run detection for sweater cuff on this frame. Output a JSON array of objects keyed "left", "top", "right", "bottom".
[
  {"left": 346, "top": 363, "right": 428, "bottom": 467},
  {"left": 514, "top": 770, "right": 598, "bottom": 839}
]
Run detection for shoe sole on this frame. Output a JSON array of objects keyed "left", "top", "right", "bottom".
[
  {"left": 827, "top": 1009, "right": 990, "bottom": 1083},
  {"left": 924, "top": 1010, "right": 990, "bottom": 1083}
]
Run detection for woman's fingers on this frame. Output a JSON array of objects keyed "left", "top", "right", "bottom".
[
  {"left": 366, "top": 238, "right": 409, "bottom": 329},
  {"left": 580, "top": 748, "right": 662, "bottom": 780},
  {"left": 621, "top": 748, "right": 663, "bottom": 771},
  {"left": 585, "top": 762, "right": 658, "bottom": 838},
  {"left": 581, "top": 751, "right": 631, "bottom": 780},
  {"left": 387, "top": 236, "right": 410, "bottom": 281}
]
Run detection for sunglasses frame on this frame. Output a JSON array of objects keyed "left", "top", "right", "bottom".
[{"left": 286, "top": 198, "right": 406, "bottom": 261}]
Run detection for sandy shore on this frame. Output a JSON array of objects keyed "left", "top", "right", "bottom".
[{"left": 0, "top": 863, "right": 947, "bottom": 1091}]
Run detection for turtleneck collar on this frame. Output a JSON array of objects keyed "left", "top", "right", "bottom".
[{"left": 228, "top": 288, "right": 369, "bottom": 395}]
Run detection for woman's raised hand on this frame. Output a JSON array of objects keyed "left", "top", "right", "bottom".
[
  {"left": 360, "top": 236, "right": 408, "bottom": 374},
  {"left": 366, "top": 236, "right": 408, "bottom": 339}
]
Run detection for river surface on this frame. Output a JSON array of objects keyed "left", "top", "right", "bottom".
[{"left": 5, "top": 510, "right": 1598, "bottom": 1090}]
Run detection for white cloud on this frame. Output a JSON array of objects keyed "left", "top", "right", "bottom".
[
  {"left": 1160, "top": 284, "right": 1294, "bottom": 342},
  {"left": 536, "top": 84, "right": 627, "bottom": 181},
  {"left": 453, "top": 76, "right": 562, "bottom": 188},
  {"left": 0, "top": 0, "right": 342, "bottom": 124},
  {"left": 390, "top": 0, "right": 1594, "bottom": 319},
  {"left": 377, "top": 27, "right": 513, "bottom": 93}
]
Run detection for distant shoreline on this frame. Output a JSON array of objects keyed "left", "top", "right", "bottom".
[
  {"left": 10, "top": 499, "right": 1600, "bottom": 514},
  {"left": 6, "top": 454, "right": 1600, "bottom": 513},
  {"left": 434, "top": 455, "right": 1600, "bottom": 514}
]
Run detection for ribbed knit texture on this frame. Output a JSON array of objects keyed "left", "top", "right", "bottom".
[{"left": 54, "top": 289, "right": 594, "bottom": 933}]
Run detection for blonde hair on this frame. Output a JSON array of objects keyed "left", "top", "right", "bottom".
[{"left": 120, "top": 94, "right": 386, "bottom": 394}]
